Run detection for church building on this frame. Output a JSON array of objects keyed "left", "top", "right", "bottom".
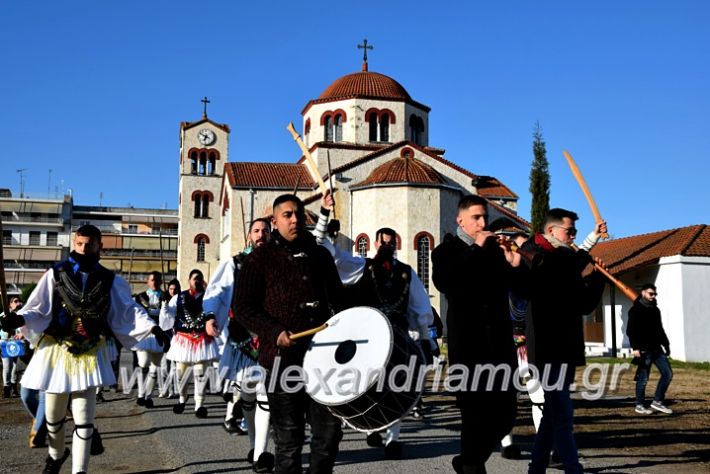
[{"left": 178, "top": 52, "right": 528, "bottom": 314}]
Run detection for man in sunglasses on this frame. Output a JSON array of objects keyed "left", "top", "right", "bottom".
[
  {"left": 519, "top": 208, "right": 607, "bottom": 474},
  {"left": 627, "top": 283, "right": 673, "bottom": 415}
]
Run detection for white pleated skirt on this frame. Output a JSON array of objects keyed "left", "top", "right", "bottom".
[
  {"left": 166, "top": 332, "right": 219, "bottom": 364},
  {"left": 219, "top": 341, "right": 258, "bottom": 383},
  {"left": 21, "top": 335, "right": 118, "bottom": 393},
  {"left": 132, "top": 334, "right": 164, "bottom": 353}
]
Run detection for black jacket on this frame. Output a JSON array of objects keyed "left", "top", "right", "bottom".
[
  {"left": 432, "top": 236, "right": 523, "bottom": 369},
  {"left": 520, "top": 237, "right": 606, "bottom": 367},
  {"left": 627, "top": 298, "right": 669, "bottom": 352},
  {"left": 234, "top": 231, "right": 345, "bottom": 371}
]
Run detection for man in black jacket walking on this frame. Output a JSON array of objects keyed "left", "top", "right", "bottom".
[
  {"left": 521, "top": 208, "right": 606, "bottom": 474},
  {"left": 627, "top": 283, "right": 673, "bottom": 415},
  {"left": 432, "top": 194, "right": 523, "bottom": 474}
]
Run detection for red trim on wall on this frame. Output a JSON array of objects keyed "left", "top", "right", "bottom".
[
  {"left": 193, "top": 233, "right": 210, "bottom": 244},
  {"left": 400, "top": 147, "right": 414, "bottom": 158},
  {"left": 188, "top": 148, "right": 221, "bottom": 160},
  {"left": 380, "top": 109, "right": 396, "bottom": 124},
  {"left": 305, "top": 118, "right": 311, "bottom": 135},
  {"left": 413, "top": 231, "right": 435, "bottom": 250},
  {"left": 191, "top": 190, "right": 214, "bottom": 201},
  {"left": 320, "top": 112, "right": 332, "bottom": 126},
  {"left": 332, "top": 109, "right": 347, "bottom": 123}
]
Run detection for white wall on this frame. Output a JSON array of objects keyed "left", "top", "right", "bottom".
[{"left": 670, "top": 256, "right": 710, "bottom": 362}]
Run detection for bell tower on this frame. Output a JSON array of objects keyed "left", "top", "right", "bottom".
[{"left": 176, "top": 97, "right": 230, "bottom": 284}]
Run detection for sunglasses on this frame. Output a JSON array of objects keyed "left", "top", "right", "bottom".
[
  {"left": 646, "top": 292, "right": 658, "bottom": 297},
  {"left": 552, "top": 225, "right": 577, "bottom": 236}
]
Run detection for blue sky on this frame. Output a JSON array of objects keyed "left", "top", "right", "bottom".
[{"left": 1, "top": 1, "right": 707, "bottom": 239}]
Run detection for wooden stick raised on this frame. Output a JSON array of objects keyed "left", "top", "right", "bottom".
[
  {"left": 286, "top": 123, "right": 328, "bottom": 195},
  {"left": 288, "top": 323, "right": 328, "bottom": 340},
  {"left": 563, "top": 150, "right": 609, "bottom": 239},
  {"left": 571, "top": 243, "right": 639, "bottom": 302}
]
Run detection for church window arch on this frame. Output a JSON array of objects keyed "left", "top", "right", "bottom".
[
  {"left": 208, "top": 152, "right": 217, "bottom": 175},
  {"left": 198, "top": 151, "right": 207, "bottom": 175},
  {"left": 305, "top": 118, "right": 311, "bottom": 135},
  {"left": 379, "top": 113, "right": 390, "bottom": 142},
  {"left": 368, "top": 111, "right": 379, "bottom": 142},
  {"left": 190, "top": 151, "right": 198, "bottom": 174},
  {"left": 194, "top": 233, "right": 210, "bottom": 262},
  {"left": 324, "top": 115, "right": 334, "bottom": 142},
  {"left": 334, "top": 114, "right": 343, "bottom": 142},
  {"left": 354, "top": 233, "right": 370, "bottom": 257},
  {"left": 192, "top": 191, "right": 214, "bottom": 218},
  {"left": 409, "top": 114, "right": 425, "bottom": 146},
  {"left": 194, "top": 194, "right": 202, "bottom": 218},
  {"left": 414, "top": 231, "right": 434, "bottom": 292}
]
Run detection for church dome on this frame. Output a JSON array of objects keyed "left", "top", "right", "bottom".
[
  {"left": 318, "top": 71, "right": 412, "bottom": 101},
  {"left": 355, "top": 156, "right": 447, "bottom": 187}
]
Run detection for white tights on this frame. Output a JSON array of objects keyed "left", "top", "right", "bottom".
[
  {"left": 45, "top": 389, "right": 96, "bottom": 474},
  {"left": 136, "top": 351, "right": 163, "bottom": 399},
  {"left": 176, "top": 361, "right": 207, "bottom": 409}
]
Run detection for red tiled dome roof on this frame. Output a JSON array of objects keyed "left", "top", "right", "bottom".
[
  {"left": 356, "top": 157, "right": 446, "bottom": 187},
  {"left": 318, "top": 71, "right": 412, "bottom": 101}
]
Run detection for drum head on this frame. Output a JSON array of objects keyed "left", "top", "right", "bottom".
[{"left": 303, "top": 306, "right": 392, "bottom": 406}]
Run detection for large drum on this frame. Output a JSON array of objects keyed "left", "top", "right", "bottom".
[{"left": 302, "top": 306, "right": 424, "bottom": 432}]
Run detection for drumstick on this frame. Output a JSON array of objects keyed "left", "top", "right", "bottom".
[{"left": 289, "top": 324, "right": 328, "bottom": 340}]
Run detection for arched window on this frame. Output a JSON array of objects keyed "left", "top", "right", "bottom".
[
  {"left": 409, "top": 115, "right": 425, "bottom": 145},
  {"left": 368, "top": 112, "right": 378, "bottom": 142},
  {"left": 199, "top": 152, "right": 207, "bottom": 175},
  {"left": 416, "top": 234, "right": 432, "bottom": 292},
  {"left": 355, "top": 233, "right": 370, "bottom": 258},
  {"left": 334, "top": 114, "right": 343, "bottom": 142},
  {"left": 190, "top": 151, "right": 198, "bottom": 174},
  {"left": 380, "top": 113, "right": 390, "bottom": 142},
  {"left": 324, "top": 115, "right": 333, "bottom": 142},
  {"left": 208, "top": 152, "right": 216, "bottom": 175},
  {"left": 194, "top": 234, "right": 210, "bottom": 262},
  {"left": 194, "top": 194, "right": 202, "bottom": 218},
  {"left": 202, "top": 195, "right": 209, "bottom": 218}
]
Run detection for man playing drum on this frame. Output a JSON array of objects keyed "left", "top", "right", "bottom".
[
  {"left": 234, "top": 194, "right": 346, "bottom": 474},
  {"left": 313, "top": 191, "right": 434, "bottom": 460},
  {"left": 432, "top": 195, "right": 524, "bottom": 474}
]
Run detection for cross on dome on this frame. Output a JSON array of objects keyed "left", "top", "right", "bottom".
[{"left": 357, "top": 38, "right": 374, "bottom": 72}]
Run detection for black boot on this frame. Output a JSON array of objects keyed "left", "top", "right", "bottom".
[{"left": 42, "top": 447, "right": 70, "bottom": 474}]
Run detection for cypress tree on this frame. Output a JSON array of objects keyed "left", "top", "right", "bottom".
[{"left": 529, "top": 122, "right": 550, "bottom": 234}]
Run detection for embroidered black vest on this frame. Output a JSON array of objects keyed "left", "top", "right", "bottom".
[
  {"left": 348, "top": 259, "right": 411, "bottom": 330},
  {"left": 174, "top": 290, "right": 207, "bottom": 333},
  {"left": 228, "top": 253, "right": 253, "bottom": 343},
  {"left": 135, "top": 290, "right": 165, "bottom": 323},
  {"left": 46, "top": 260, "right": 115, "bottom": 354}
]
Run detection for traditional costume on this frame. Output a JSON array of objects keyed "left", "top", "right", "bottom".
[
  {"left": 203, "top": 252, "right": 273, "bottom": 471},
  {"left": 162, "top": 288, "right": 219, "bottom": 416},
  {"left": 132, "top": 288, "right": 171, "bottom": 407},
  {"left": 314, "top": 208, "right": 434, "bottom": 459},
  {"left": 15, "top": 253, "right": 158, "bottom": 474}
]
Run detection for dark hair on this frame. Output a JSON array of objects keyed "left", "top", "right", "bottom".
[
  {"left": 167, "top": 279, "right": 181, "bottom": 291},
  {"left": 273, "top": 194, "right": 303, "bottom": 213},
  {"left": 543, "top": 208, "right": 579, "bottom": 230},
  {"left": 188, "top": 269, "right": 204, "bottom": 280},
  {"left": 458, "top": 194, "right": 488, "bottom": 211},
  {"left": 76, "top": 224, "right": 102, "bottom": 241},
  {"left": 148, "top": 271, "right": 162, "bottom": 280},
  {"left": 641, "top": 283, "right": 657, "bottom": 291},
  {"left": 375, "top": 227, "right": 397, "bottom": 241},
  {"left": 249, "top": 218, "right": 271, "bottom": 232}
]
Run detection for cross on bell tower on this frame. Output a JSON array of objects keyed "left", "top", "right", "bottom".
[
  {"left": 201, "top": 96, "right": 210, "bottom": 118},
  {"left": 357, "top": 38, "right": 373, "bottom": 72}
]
